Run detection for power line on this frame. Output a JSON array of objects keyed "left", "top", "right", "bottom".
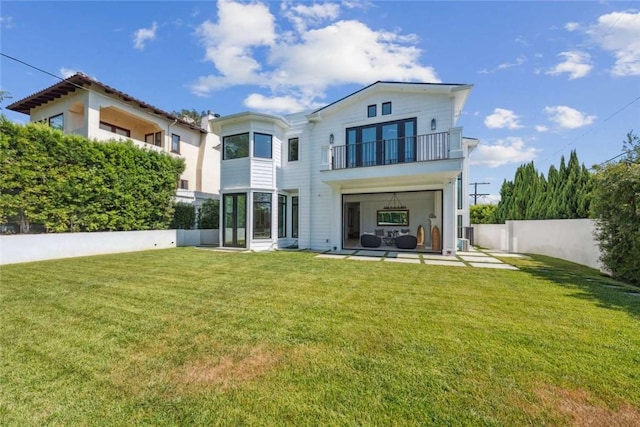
[{"left": 1, "top": 52, "right": 90, "bottom": 94}]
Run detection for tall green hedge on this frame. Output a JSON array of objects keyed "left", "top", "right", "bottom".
[{"left": 0, "top": 117, "right": 185, "bottom": 233}]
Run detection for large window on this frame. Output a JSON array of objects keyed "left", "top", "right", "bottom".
[
  {"left": 253, "top": 192, "right": 272, "bottom": 239},
  {"left": 48, "top": 113, "right": 64, "bottom": 130},
  {"left": 171, "top": 134, "right": 181, "bottom": 153},
  {"left": 223, "top": 132, "right": 250, "bottom": 160},
  {"left": 288, "top": 137, "right": 299, "bottom": 162},
  {"left": 100, "top": 121, "right": 130, "bottom": 137},
  {"left": 278, "top": 195, "right": 287, "bottom": 238},
  {"left": 346, "top": 117, "right": 416, "bottom": 168},
  {"left": 254, "top": 133, "right": 272, "bottom": 159},
  {"left": 292, "top": 196, "right": 299, "bottom": 238}
]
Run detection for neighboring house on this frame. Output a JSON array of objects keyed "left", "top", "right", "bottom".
[
  {"left": 7, "top": 73, "right": 220, "bottom": 207},
  {"left": 212, "top": 81, "right": 478, "bottom": 254}
]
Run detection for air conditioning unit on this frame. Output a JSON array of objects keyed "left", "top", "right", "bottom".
[{"left": 458, "top": 238, "right": 469, "bottom": 252}]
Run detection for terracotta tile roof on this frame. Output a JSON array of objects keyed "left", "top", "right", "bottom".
[{"left": 7, "top": 73, "right": 206, "bottom": 133}]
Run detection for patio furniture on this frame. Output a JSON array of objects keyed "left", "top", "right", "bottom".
[
  {"left": 360, "top": 233, "right": 382, "bottom": 248},
  {"left": 395, "top": 234, "right": 417, "bottom": 249}
]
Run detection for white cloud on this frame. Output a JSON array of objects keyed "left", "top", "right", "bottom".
[
  {"left": 470, "top": 137, "right": 540, "bottom": 168},
  {"left": 587, "top": 11, "right": 640, "bottom": 76},
  {"left": 133, "top": 21, "right": 158, "bottom": 50},
  {"left": 484, "top": 108, "right": 523, "bottom": 130},
  {"left": 0, "top": 16, "right": 14, "bottom": 29},
  {"left": 478, "top": 55, "right": 527, "bottom": 74},
  {"left": 535, "top": 125, "right": 549, "bottom": 133},
  {"left": 191, "top": 0, "right": 439, "bottom": 113},
  {"left": 565, "top": 22, "right": 580, "bottom": 31},
  {"left": 546, "top": 51, "right": 592, "bottom": 79},
  {"left": 244, "top": 92, "right": 321, "bottom": 114},
  {"left": 544, "top": 105, "right": 596, "bottom": 129}
]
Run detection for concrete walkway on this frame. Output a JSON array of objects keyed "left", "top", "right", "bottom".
[{"left": 316, "top": 247, "right": 523, "bottom": 270}]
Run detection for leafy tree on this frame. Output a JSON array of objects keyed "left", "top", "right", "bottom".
[
  {"left": 0, "top": 117, "right": 184, "bottom": 233},
  {"left": 170, "top": 202, "right": 196, "bottom": 229},
  {"left": 591, "top": 132, "right": 640, "bottom": 285},
  {"left": 493, "top": 179, "right": 514, "bottom": 223},
  {"left": 470, "top": 204, "right": 498, "bottom": 224},
  {"left": 197, "top": 198, "right": 220, "bottom": 229},
  {"left": 172, "top": 109, "right": 206, "bottom": 125}
]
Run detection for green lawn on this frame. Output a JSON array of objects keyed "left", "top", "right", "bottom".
[{"left": 1, "top": 248, "right": 639, "bottom": 426}]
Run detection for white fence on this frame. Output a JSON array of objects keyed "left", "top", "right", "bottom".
[
  {"left": 0, "top": 229, "right": 219, "bottom": 265},
  {"left": 473, "top": 219, "right": 602, "bottom": 270}
]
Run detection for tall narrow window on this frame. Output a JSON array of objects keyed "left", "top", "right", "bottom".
[
  {"left": 292, "top": 196, "right": 299, "bottom": 238},
  {"left": 457, "top": 173, "right": 463, "bottom": 210},
  {"left": 278, "top": 195, "right": 287, "bottom": 238},
  {"left": 48, "top": 113, "right": 64, "bottom": 130},
  {"left": 382, "top": 101, "right": 392, "bottom": 115},
  {"left": 253, "top": 192, "right": 272, "bottom": 239},
  {"left": 288, "top": 137, "right": 299, "bottom": 162},
  {"left": 367, "top": 104, "right": 377, "bottom": 118},
  {"left": 254, "top": 133, "right": 272, "bottom": 159},
  {"left": 223, "top": 132, "right": 249, "bottom": 159},
  {"left": 457, "top": 215, "right": 463, "bottom": 239},
  {"left": 171, "top": 134, "right": 180, "bottom": 153}
]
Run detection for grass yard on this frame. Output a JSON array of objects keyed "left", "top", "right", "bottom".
[{"left": 1, "top": 248, "right": 639, "bottom": 426}]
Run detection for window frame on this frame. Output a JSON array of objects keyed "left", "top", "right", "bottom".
[
  {"left": 253, "top": 132, "right": 273, "bottom": 159},
  {"left": 145, "top": 131, "right": 162, "bottom": 147},
  {"left": 179, "top": 179, "right": 189, "bottom": 190},
  {"left": 367, "top": 104, "right": 377, "bottom": 118},
  {"left": 100, "top": 121, "right": 131, "bottom": 137},
  {"left": 291, "top": 196, "right": 299, "bottom": 238},
  {"left": 48, "top": 113, "right": 64, "bottom": 130},
  {"left": 171, "top": 133, "right": 181, "bottom": 154},
  {"left": 382, "top": 101, "right": 392, "bottom": 115},
  {"left": 288, "top": 137, "right": 299, "bottom": 162},
  {"left": 278, "top": 194, "right": 287, "bottom": 238},
  {"left": 223, "top": 132, "right": 250, "bottom": 160},
  {"left": 253, "top": 192, "right": 272, "bottom": 239}
]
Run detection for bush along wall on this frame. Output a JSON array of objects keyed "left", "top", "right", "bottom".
[{"left": 0, "top": 117, "right": 185, "bottom": 233}]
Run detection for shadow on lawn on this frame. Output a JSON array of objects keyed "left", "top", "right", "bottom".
[{"left": 506, "top": 254, "right": 640, "bottom": 319}]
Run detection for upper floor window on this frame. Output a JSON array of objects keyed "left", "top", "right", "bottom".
[
  {"left": 179, "top": 179, "right": 189, "bottom": 190},
  {"left": 288, "top": 137, "right": 299, "bottom": 162},
  {"left": 254, "top": 133, "right": 272, "bottom": 159},
  {"left": 100, "top": 121, "right": 131, "bottom": 137},
  {"left": 367, "top": 104, "right": 377, "bottom": 118},
  {"left": 223, "top": 132, "right": 249, "bottom": 160},
  {"left": 171, "top": 134, "right": 181, "bottom": 153},
  {"left": 382, "top": 102, "right": 392, "bottom": 115},
  {"left": 145, "top": 132, "right": 162, "bottom": 147},
  {"left": 48, "top": 113, "right": 64, "bottom": 130}
]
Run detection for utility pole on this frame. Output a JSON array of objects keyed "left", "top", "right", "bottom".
[{"left": 469, "top": 181, "right": 490, "bottom": 205}]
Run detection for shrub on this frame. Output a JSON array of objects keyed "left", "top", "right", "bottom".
[
  {"left": 197, "top": 198, "right": 219, "bottom": 229},
  {"left": 170, "top": 202, "right": 196, "bottom": 229}
]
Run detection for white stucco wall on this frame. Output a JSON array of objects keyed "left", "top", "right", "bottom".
[
  {"left": 473, "top": 219, "right": 602, "bottom": 270},
  {"left": 0, "top": 230, "right": 177, "bottom": 265}
]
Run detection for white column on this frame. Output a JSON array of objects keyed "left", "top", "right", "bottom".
[{"left": 442, "top": 179, "right": 457, "bottom": 255}]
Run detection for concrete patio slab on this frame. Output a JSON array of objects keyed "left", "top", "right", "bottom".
[
  {"left": 355, "top": 250, "right": 387, "bottom": 257},
  {"left": 327, "top": 249, "right": 357, "bottom": 255},
  {"left": 457, "top": 251, "right": 487, "bottom": 257},
  {"left": 469, "top": 262, "right": 518, "bottom": 270},
  {"left": 397, "top": 253, "right": 421, "bottom": 259},
  {"left": 348, "top": 255, "right": 383, "bottom": 261},
  {"left": 487, "top": 252, "right": 528, "bottom": 258},
  {"left": 459, "top": 255, "right": 503, "bottom": 263},
  {"left": 424, "top": 260, "right": 467, "bottom": 267},
  {"left": 384, "top": 258, "right": 421, "bottom": 264},
  {"left": 423, "top": 254, "right": 456, "bottom": 261},
  {"left": 316, "top": 254, "right": 347, "bottom": 260}
]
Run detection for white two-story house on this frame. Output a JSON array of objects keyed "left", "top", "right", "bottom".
[
  {"left": 8, "top": 73, "right": 220, "bottom": 206},
  {"left": 212, "top": 81, "right": 477, "bottom": 254}
]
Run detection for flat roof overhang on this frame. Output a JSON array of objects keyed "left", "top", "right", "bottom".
[{"left": 320, "top": 158, "right": 463, "bottom": 190}]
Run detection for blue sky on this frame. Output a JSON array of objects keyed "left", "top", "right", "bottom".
[{"left": 2, "top": 1, "right": 639, "bottom": 201}]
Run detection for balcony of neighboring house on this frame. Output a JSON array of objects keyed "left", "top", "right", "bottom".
[
  {"left": 321, "top": 129, "right": 464, "bottom": 189},
  {"left": 94, "top": 106, "right": 166, "bottom": 153}
]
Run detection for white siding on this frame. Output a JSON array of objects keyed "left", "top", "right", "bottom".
[
  {"left": 221, "top": 158, "right": 250, "bottom": 190},
  {"left": 251, "top": 158, "right": 275, "bottom": 189}
]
